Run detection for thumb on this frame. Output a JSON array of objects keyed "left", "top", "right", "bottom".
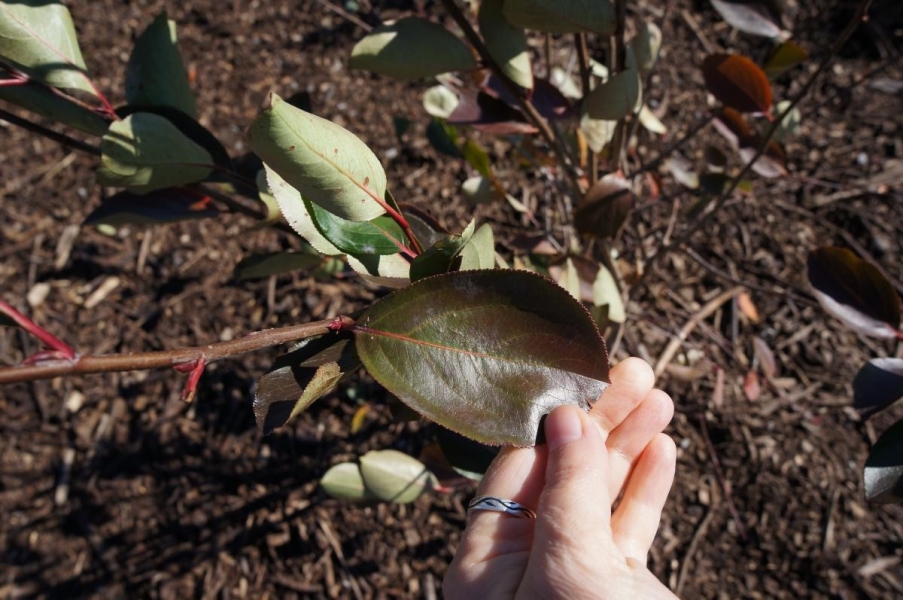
[{"left": 533, "top": 405, "right": 613, "bottom": 546}]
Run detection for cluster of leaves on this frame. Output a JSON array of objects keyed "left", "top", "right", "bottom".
[{"left": 807, "top": 248, "right": 903, "bottom": 503}]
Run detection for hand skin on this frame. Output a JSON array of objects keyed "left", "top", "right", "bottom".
[{"left": 444, "top": 358, "right": 679, "bottom": 600}]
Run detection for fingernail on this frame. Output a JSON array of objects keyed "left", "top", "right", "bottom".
[{"left": 546, "top": 406, "right": 584, "bottom": 450}]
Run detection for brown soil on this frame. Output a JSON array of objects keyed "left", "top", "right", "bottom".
[{"left": 2, "top": 1, "right": 903, "bottom": 598}]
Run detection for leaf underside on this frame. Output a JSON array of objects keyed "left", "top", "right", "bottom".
[{"left": 355, "top": 269, "right": 611, "bottom": 446}]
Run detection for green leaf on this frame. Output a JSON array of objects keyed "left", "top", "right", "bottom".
[
  {"left": 321, "top": 463, "right": 375, "bottom": 501},
  {"left": 349, "top": 17, "right": 477, "bottom": 80},
  {"left": 583, "top": 68, "right": 641, "bottom": 120},
  {"left": 254, "top": 168, "right": 283, "bottom": 227},
  {"left": 478, "top": 0, "right": 533, "bottom": 90},
  {"left": 0, "top": 1, "right": 98, "bottom": 97},
  {"left": 409, "top": 221, "right": 475, "bottom": 282},
  {"left": 426, "top": 118, "right": 462, "bottom": 157},
  {"left": 126, "top": 13, "right": 197, "bottom": 118},
  {"left": 248, "top": 93, "right": 387, "bottom": 221},
  {"left": 460, "top": 224, "right": 496, "bottom": 271},
  {"left": 254, "top": 334, "right": 360, "bottom": 435},
  {"left": 629, "top": 22, "right": 662, "bottom": 72},
  {"left": 593, "top": 264, "right": 625, "bottom": 323},
  {"left": 355, "top": 269, "right": 611, "bottom": 446},
  {"left": 359, "top": 449, "right": 437, "bottom": 503},
  {"left": 83, "top": 188, "right": 219, "bottom": 226},
  {"left": 97, "top": 113, "right": 215, "bottom": 193},
  {"left": 579, "top": 113, "right": 616, "bottom": 153},
  {"left": 503, "top": 0, "right": 616, "bottom": 34},
  {"left": 807, "top": 247, "right": 901, "bottom": 339},
  {"left": 461, "top": 176, "right": 499, "bottom": 205},
  {"left": 0, "top": 83, "right": 108, "bottom": 135},
  {"left": 423, "top": 85, "right": 460, "bottom": 119},
  {"left": 853, "top": 358, "right": 903, "bottom": 420},
  {"left": 764, "top": 40, "right": 807, "bottom": 78},
  {"left": 463, "top": 139, "right": 492, "bottom": 179},
  {"left": 307, "top": 200, "right": 408, "bottom": 256},
  {"left": 233, "top": 252, "right": 326, "bottom": 281},
  {"left": 263, "top": 166, "right": 411, "bottom": 280},
  {"left": 864, "top": 418, "right": 903, "bottom": 503}
]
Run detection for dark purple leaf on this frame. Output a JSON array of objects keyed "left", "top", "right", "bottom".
[
  {"left": 84, "top": 188, "right": 220, "bottom": 226},
  {"left": 702, "top": 54, "right": 773, "bottom": 114},
  {"left": 854, "top": 358, "right": 903, "bottom": 419},
  {"left": 447, "top": 91, "right": 537, "bottom": 135},
  {"left": 807, "top": 247, "right": 901, "bottom": 338},
  {"left": 864, "top": 418, "right": 903, "bottom": 503},
  {"left": 484, "top": 75, "right": 572, "bottom": 121},
  {"left": 574, "top": 174, "right": 633, "bottom": 240}
]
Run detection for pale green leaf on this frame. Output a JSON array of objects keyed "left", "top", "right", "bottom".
[
  {"left": 478, "top": 0, "right": 533, "bottom": 90},
  {"left": 584, "top": 67, "right": 641, "bottom": 120},
  {"left": 126, "top": 12, "right": 197, "bottom": 118},
  {"left": 349, "top": 17, "right": 477, "bottom": 80},
  {"left": 254, "top": 168, "right": 283, "bottom": 227},
  {"left": 248, "top": 93, "right": 387, "bottom": 221},
  {"left": 423, "top": 85, "right": 459, "bottom": 119},
  {"left": 0, "top": 1, "right": 97, "bottom": 97},
  {"left": 580, "top": 112, "right": 616, "bottom": 153},
  {"left": 321, "top": 463, "right": 375, "bottom": 501},
  {"left": 461, "top": 176, "right": 498, "bottom": 205},
  {"left": 593, "top": 264, "right": 625, "bottom": 323},
  {"left": 97, "top": 113, "right": 214, "bottom": 193},
  {"left": 503, "top": 0, "right": 616, "bottom": 34},
  {"left": 0, "top": 83, "right": 107, "bottom": 135},
  {"left": 629, "top": 22, "right": 662, "bottom": 71},
  {"left": 460, "top": 223, "right": 495, "bottom": 270},
  {"left": 359, "top": 450, "right": 437, "bottom": 503}
]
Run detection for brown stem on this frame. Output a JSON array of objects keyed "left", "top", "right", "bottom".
[
  {"left": 575, "top": 33, "right": 597, "bottom": 188},
  {"left": 439, "top": 0, "right": 584, "bottom": 196},
  {"left": 637, "top": 0, "right": 874, "bottom": 286},
  {"left": 607, "top": 0, "right": 629, "bottom": 172},
  {"left": 0, "top": 317, "right": 350, "bottom": 385}
]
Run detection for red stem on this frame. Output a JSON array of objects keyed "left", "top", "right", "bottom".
[
  {"left": 0, "top": 299, "right": 75, "bottom": 360},
  {"left": 0, "top": 317, "right": 350, "bottom": 384}
]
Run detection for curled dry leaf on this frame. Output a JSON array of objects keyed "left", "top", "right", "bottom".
[{"left": 743, "top": 370, "right": 761, "bottom": 401}]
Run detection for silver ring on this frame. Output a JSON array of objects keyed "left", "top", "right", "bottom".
[{"left": 467, "top": 495, "right": 537, "bottom": 519}]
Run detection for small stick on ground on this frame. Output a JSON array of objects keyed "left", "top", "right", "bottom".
[
  {"left": 699, "top": 413, "right": 747, "bottom": 541},
  {"left": 654, "top": 286, "right": 744, "bottom": 378}
]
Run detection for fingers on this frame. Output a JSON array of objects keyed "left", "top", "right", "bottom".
[
  {"left": 445, "top": 445, "right": 546, "bottom": 597},
  {"left": 533, "top": 406, "right": 612, "bottom": 546},
  {"left": 591, "top": 358, "right": 656, "bottom": 438},
  {"left": 606, "top": 388, "right": 674, "bottom": 499},
  {"left": 610, "top": 433, "right": 677, "bottom": 564}
]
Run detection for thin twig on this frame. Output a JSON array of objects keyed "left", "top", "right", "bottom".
[
  {"left": 638, "top": 0, "right": 874, "bottom": 286},
  {"left": 637, "top": 113, "right": 714, "bottom": 175},
  {"left": 575, "top": 33, "right": 597, "bottom": 187},
  {"left": 0, "top": 107, "right": 101, "bottom": 156},
  {"left": 312, "top": 0, "right": 372, "bottom": 32},
  {"left": 675, "top": 508, "right": 713, "bottom": 596},
  {"left": 0, "top": 317, "right": 351, "bottom": 384},
  {"left": 654, "top": 286, "right": 743, "bottom": 378},
  {"left": 439, "top": 0, "right": 584, "bottom": 196},
  {"left": 698, "top": 413, "right": 747, "bottom": 541}
]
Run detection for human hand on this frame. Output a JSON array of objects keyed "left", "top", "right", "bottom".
[{"left": 444, "top": 358, "right": 678, "bottom": 600}]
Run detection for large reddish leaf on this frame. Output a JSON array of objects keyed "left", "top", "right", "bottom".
[
  {"left": 864, "top": 418, "right": 903, "bottom": 503},
  {"left": 354, "top": 270, "right": 611, "bottom": 446},
  {"left": 807, "top": 247, "right": 901, "bottom": 338},
  {"left": 702, "top": 54, "right": 773, "bottom": 114},
  {"left": 853, "top": 358, "right": 903, "bottom": 419}
]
